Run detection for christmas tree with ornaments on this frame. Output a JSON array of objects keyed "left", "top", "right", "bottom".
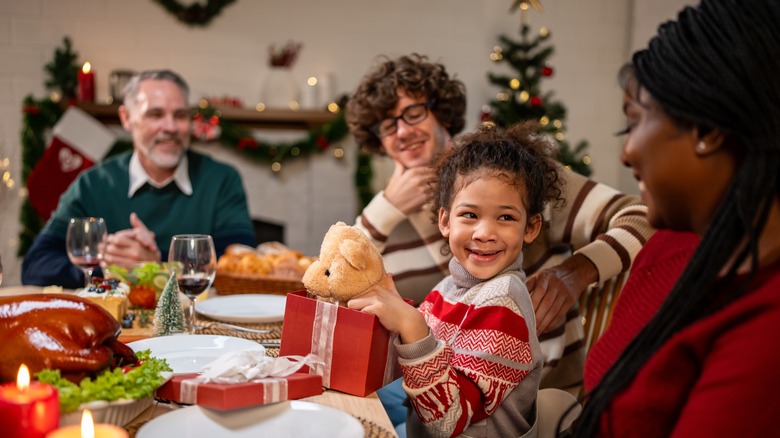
[{"left": 484, "top": 13, "right": 592, "bottom": 176}]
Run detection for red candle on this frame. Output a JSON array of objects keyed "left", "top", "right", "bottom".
[
  {"left": 78, "top": 62, "right": 95, "bottom": 102},
  {"left": 0, "top": 364, "right": 60, "bottom": 438}
]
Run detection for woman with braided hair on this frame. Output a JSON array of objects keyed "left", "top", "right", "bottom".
[{"left": 572, "top": 0, "right": 780, "bottom": 436}]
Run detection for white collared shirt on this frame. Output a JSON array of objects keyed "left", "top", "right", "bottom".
[{"left": 128, "top": 151, "right": 193, "bottom": 198}]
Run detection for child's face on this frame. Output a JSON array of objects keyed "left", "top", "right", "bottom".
[{"left": 438, "top": 174, "right": 541, "bottom": 280}]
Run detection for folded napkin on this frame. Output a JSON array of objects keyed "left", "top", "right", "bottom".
[{"left": 196, "top": 349, "right": 323, "bottom": 383}]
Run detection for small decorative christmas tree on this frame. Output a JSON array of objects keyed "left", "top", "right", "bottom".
[
  {"left": 44, "top": 36, "right": 79, "bottom": 101},
  {"left": 153, "top": 272, "right": 185, "bottom": 336},
  {"left": 485, "top": 10, "right": 592, "bottom": 176}
]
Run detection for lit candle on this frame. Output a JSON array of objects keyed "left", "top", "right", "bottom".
[
  {"left": 0, "top": 364, "right": 60, "bottom": 438},
  {"left": 45, "top": 409, "right": 128, "bottom": 438},
  {"left": 78, "top": 62, "right": 95, "bottom": 102}
]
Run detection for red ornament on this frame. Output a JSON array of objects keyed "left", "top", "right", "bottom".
[
  {"left": 192, "top": 113, "right": 222, "bottom": 141},
  {"left": 22, "top": 105, "right": 40, "bottom": 115},
  {"left": 541, "top": 65, "right": 554, "bottom": 77},
  {"left": 315, "top": 135, "right": 330, "bottom": 150},
  {"left": 530, "top": 96, "right": 543, "bottom": 107},
  {"left": 238, "top": 136, "right": 258, "bottom": 150}
]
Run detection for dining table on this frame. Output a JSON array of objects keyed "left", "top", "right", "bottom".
[{"left": 0, "top": 285, "right": 398, "bottom": 438}]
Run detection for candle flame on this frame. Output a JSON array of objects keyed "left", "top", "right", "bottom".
[
  {"left": 82, "top": 62, "right": 92, "bottom": 74},
  {"left": 81, "top": 409, "right": 95, "bottom": 438},
  {"left": 16, "top": 364, "right": 30, "bottom": 391}
]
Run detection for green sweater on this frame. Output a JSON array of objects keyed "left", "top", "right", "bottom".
[{"left": 22, "top": 150, "right": 255, "bottom": 287}]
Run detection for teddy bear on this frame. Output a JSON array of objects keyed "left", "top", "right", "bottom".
[{"left": 302, "top": 221, "right": 390, "bottom": 305}]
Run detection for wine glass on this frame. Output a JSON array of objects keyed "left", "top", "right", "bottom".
[
  {"left": 66, "top": 217, "right": 107, "bottom": 288},
  {"left": 168, "top": 234, "right": 216, "bottom": 334}
]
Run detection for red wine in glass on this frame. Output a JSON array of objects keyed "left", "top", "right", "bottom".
[
  {"left": 70, "top": 255, "right": 101, "bottom": 272},
  {"left": 178, "top": 275, "right": 212, "bottom": 300},
  {"left": 66, "top": 217, "right": 107, "bottom": 288},
  {"left": 169, "top": 234, "right": 216, "bottom": 334}
]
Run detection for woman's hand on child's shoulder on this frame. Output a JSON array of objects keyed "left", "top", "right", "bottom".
[{"left": 348, "top": 274, "right": 429, "bottom": 344}]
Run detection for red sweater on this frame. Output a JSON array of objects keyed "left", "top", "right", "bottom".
[
  {"left": 599, "top": 255, "right": 780, "bottom": 437},
  {"left": 583, "top": 230, "right": 699, "bottom": 391}
]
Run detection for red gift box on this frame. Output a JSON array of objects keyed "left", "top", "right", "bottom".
[
  {"left": 155, "top": 372, "right": 322, "bottom": 410},
  {"left": 279, "top": 290, "right": 409, "bottom": 397}
]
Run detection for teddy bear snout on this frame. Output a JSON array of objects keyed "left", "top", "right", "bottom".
[{"left": 325, "top": 269, "right": 330, "bottom": 277}]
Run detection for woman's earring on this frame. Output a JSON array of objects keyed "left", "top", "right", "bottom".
[{"left": 696, "top": 141, "right": 707, "bottom": 154}]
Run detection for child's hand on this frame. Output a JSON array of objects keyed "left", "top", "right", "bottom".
[{"left": 348, "top": 274, "right": 429, "bottom": 344}]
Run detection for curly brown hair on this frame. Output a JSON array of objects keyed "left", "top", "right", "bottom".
[
  {"left": 430, "top": 121, "right": 565, "bottom": 229},
  {"left": 346, "top": 53, "right": 466, "bottom": 155}
]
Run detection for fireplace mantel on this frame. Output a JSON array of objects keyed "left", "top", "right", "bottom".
[{"left": 76, "top": 102, "right": 337, "bottom": 131}]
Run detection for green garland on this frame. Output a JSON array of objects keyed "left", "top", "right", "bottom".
[
  {"left": 18, "top": 38, "right": 375, "bottom": 256},
  {"left": 153, "top": 0, "right": 237, "bottom": 26},
  {"left": 195, "top": 106, "right": 350, "bottom": 168}
]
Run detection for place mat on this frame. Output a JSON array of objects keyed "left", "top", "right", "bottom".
[
  {"left": 125, "top": 401, "right": 396, "bottom": 438},
  {"left": 357, "top": 416, "right": 397, "bottom": 438},
  {"left": 196, "top": 316, "right": 283, "bottom": 342}
]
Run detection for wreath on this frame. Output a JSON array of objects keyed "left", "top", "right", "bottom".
[{"left": 154, "top": 0, "right": 237, "bottom": 26}]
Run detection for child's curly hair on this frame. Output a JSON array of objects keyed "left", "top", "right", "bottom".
[
  {"left": 430, "top": 121, "right": 565, "bottom": 228},
  {"left": 346, "top": 53, "right": 466, "bottom": 155}
]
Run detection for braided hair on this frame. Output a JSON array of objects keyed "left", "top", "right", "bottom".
[{"left": 574, "top": 0, "right": 780, "bottom": 435}]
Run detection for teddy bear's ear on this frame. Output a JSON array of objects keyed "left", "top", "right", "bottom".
[{"left": 339, "top": 239, "right": 370, "bottom": 271}]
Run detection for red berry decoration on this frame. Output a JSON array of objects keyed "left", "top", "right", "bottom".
[
  {"left": 541, "top": 65, "right": 554, "bottom": 77},
  {"left": 530, "top": 96, "right": 543, "bottom": 107}
]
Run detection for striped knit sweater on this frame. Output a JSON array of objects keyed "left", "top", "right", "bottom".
[
  {"left": 397, "top": 257, "right": 542, "bottom": 438},
  {"left": 356, "top": 166, "right": 653, "bottom": 391}
]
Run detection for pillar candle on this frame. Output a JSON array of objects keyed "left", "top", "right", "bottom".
[
  {"left": 0, "top": 365, "right": 60, "bottom": 438},
  {"left": 301, "top": 76, "right": 321, "bottom": 110},
  {"left": 45, "top": 409, "right": 128, "bottom": 438},
  {"left": 78, "top": 62, "right": 95, "bottom": 103}
]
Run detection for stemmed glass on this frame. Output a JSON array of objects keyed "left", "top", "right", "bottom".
[
  {"left": 168, "top": 234, "right": 216, "bottom": 334},
  {"left": 66, "top": 217, "right": 107, "bottom": 288}
]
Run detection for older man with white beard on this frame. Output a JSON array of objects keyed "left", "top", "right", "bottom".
[{"left": 22, "top": 70, "right": 256, "bottom": 288}]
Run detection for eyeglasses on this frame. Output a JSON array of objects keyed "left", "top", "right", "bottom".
[{"left": 371, "top": 100, "right": 434, "bottom": 138}]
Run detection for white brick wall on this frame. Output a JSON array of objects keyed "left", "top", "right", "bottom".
[{"left": 0, "top": 0, "right": 693, "bottom": 285}]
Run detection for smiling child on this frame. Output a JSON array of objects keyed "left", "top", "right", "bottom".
[{"left": 349, "top": 122, "right": 563, "bottom": 437}]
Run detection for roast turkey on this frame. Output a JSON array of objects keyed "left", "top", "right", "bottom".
[{"left": 0, "top": 294, "right": 137, "bottom": 382}]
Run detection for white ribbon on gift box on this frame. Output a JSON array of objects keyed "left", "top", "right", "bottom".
[
  {"left": 179, "top": 349, "right": 323, "bottom": 404},
  {"left": 310, "top": 299, "right": 338, "bottom": 386},
  {"left": 309, "top": 299, "right": 399, "bottom": 388}
]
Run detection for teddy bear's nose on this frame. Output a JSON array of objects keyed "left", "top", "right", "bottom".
[{"left": 325, "top": 269, "right": 330, "bottom": 277}]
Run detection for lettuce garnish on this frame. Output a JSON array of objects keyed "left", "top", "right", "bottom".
[{"left": 35, "top": 349, "right": 171, "bottom": 413}]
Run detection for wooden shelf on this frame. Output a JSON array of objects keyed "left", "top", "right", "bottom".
[{"left": 76, "top": 102, "right": 337, "bottom": 131}]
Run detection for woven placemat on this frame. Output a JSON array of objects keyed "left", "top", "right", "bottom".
[
  {"left": 357, "top": 416, "right": 397, "bottom": 438},
  {"left": 196, "top": 316, "right": 282, "bottom": 341},
  {"left": 194, "top": 316, "right": 281, "bottom": 356}
]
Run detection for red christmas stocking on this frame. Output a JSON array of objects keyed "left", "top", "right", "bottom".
[{"left": 26, "top": 106, "right": 115, "bottom": 221}]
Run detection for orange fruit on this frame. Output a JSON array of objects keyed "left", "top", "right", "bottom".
[{"left": 129, "top": 285, "right": 157, "bottom": 309}]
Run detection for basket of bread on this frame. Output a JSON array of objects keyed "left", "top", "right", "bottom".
[{"left": 214, "top": 242, "right": 316, "bottom": 295}]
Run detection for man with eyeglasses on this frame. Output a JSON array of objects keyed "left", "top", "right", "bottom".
[{"left": 346, "top": 54, "right": 652, "bottom": 426}]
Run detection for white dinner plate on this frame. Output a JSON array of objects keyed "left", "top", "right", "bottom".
[
  {"left": 195, "top": 294, "right": 286, "bottom": 323},
  {"left": 137, "top": 400, "right": 364, "bottom": 438},
  {"left": 127, "top": 335, "right": 264, "bottom": 374}
]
